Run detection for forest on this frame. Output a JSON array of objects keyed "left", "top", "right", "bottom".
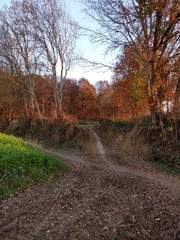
[{"left": 0, "top": 0, "right": 179, "bottom": 130}]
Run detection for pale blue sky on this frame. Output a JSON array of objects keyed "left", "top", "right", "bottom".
[{"left": 0, "top": 0, "right": 115, "bottom": 84}]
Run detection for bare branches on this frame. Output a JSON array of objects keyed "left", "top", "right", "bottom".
[
  {"left": 0, "top": 0, "right": 79, "bottom": 120},
  {"left": 83, "top": 0, "right": 180, "bottom": 125}
]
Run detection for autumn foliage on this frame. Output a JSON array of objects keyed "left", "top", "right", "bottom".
[
  {"left": 0, "top": 0, "right": 179, "bottom": 127},
  {"left": 0, "top": 60, "right": 179, "bottom": 125}
]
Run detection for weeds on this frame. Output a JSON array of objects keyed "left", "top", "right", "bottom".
[
  {"left": 100, "top": 119, "right": 135, "bottom": 133},
  {"left": 50, "top": 140, "right": 78, "bottom": 149},
  {"left": 3, "top": 119, "right": 79, "bottom": 147},
  {"left": 148, "top": 147, "right": 180, "bottom": 176}
]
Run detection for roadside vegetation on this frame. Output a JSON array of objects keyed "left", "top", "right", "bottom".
[
  {"left": 146, "top": 119, "right": 180, "bottom": 176},
  {"left": 0, "top": 133, "right": 66, "bottom": 198},
  {"left": 99, "top": 117, "right": 180, "bottom": 175},
  {"left": 2, "top": 119, "right": 78, "bottom": 149},
  {"left": 99, "top": 119, "right": 135, "bottom": 133}
]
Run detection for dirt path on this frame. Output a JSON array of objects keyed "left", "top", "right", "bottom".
[{"left": 0, "top": 125, "right": 180, "bottom": 240}]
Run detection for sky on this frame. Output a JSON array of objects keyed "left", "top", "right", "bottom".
[{"left": 0, "top": 0, "right": 116, "bottom": 84}]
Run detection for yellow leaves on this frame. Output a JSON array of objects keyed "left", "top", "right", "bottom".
[{"left": 130, "top": 76, "right": 147, "bottom": 100}]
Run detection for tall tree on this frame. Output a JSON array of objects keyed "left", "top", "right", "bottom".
[
  {"left": 63, "top": 79, "right": 80, "bottom": 115},
  {"left": 0, "top": 1, "right": 43, "bottom": 120},
  {"left": 83, "top": 0, "right": 180, "bottom": 127},
  {"left": 28, "top": 0, "right": 79, "bottom": 119},
  {"left": 0, "top": 0, "right": 79, "bottom": 121},
  {"left": 113, "top": 46, "right": 149, "bottom": 119}
]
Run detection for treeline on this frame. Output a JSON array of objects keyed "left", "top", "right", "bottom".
[
  {"left": 0, "top": 0, "right": 179, "bottom": 127},
  {"left": 0, "top": 43, "right": 179, "bottom": 123},
  {"left": 0, "top": 69, "right": 149, "bottom": 123}
]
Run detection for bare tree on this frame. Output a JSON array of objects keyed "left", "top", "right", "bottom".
[
  {"left": 83, "top": 0, "right": 180, "bottom": 127},
  {"left": 28, "top": 0, "right": 79, "bottom": 119},
  {"left": 0, "top": 1, "right": 43, "bottom": 120},
  {"left": 0, "top": 0, "right": 79, "bottom": 121}
]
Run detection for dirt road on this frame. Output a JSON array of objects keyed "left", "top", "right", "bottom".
[{"left": 0, "top": 125, "right": 180, "bottom": 240}]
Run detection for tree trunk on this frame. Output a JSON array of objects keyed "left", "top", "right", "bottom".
[
  {"left": 29, "top": 78, "right": 43, "bottom": 122},
  {"left": 174, "top": 77, "right": 180, "bottom": 118},
  {"left": 148, "top": 58, "right": 158, "bottom": 125},
  {"left": 148, "top": 52, "right": 164, "bottom": 130}
]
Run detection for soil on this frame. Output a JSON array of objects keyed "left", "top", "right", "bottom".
[{"left": 0, "top": 124, "right": 180, "bottom": 240}]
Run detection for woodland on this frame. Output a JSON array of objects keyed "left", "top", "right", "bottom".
[{"left": 0, "top": 0, "right": 179, "bottom": 130}]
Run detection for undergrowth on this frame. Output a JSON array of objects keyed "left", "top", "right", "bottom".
[
  {"left": 99, "top": 116, "right": 180, "bottom": 175},
  {"left": 148, "top": 148, "right": 180, "bottom": 175},
  {"left": 145, "top": 116, "right": 180, "bottom": 174},
  {"left": 49, "top": 140, "right": 78, "bottom": 149},
  {"left": 100, "top": 119, "right": 135, "bottom": 133},
  {"left": 0, "top": 133, "right": 66, "bottom": 198},
  {"left": 2, "top": 119, "right": 79, "bottom": 148}
]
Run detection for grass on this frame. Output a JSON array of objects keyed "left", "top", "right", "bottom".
[{"left": 0, "top": 133, "right": 67, "bottom": 197}]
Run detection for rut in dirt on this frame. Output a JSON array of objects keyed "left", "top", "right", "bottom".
[
  {"left": 0, "top": 125, "right": 180, "bottom": 240},
  {"left": 89, "top": 128, "right": 109, "bottom": 164}
]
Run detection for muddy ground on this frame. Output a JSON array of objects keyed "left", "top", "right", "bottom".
[{"left": 0, "top": 125, "right": 180, "bottom": 240}]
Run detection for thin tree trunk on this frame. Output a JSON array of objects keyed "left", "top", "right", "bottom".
[
  {"left": 148, "top": 58, "right": 158, "bottom": 125},
  {"left": 28, "top": 77, "right": 43, "bottom": 122},
  {"left": 174, "top": 77, "right": 180, "bottom": 118}
]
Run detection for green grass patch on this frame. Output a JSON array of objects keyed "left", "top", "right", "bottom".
[{"left": 0, "top": 133, "right": 67, "bottom": 198}]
